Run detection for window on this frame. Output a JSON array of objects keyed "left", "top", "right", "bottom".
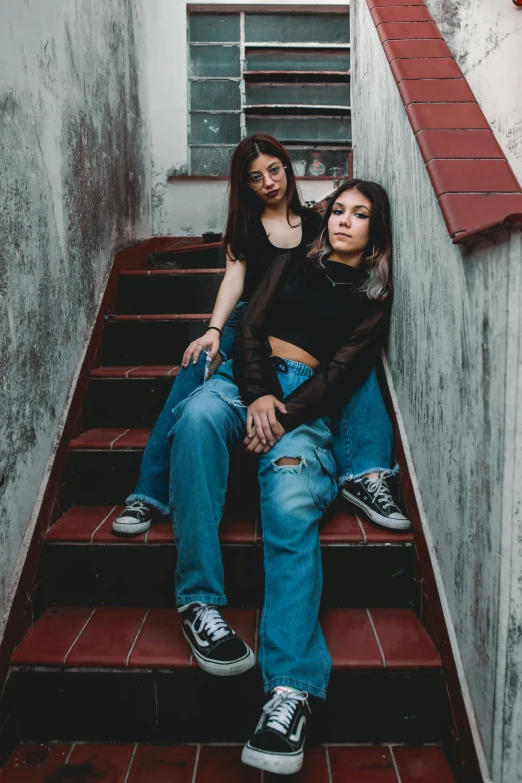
[{"left": 188, "top": 10, "right": 351, "bottom": 176}]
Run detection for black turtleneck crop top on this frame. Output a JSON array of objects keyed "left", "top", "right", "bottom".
[{"left": 232, "top": 248, "right": 391, "bottom": 432}]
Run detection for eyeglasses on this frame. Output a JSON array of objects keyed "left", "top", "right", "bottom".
[{"left": 247, "top": 164, "right": 287, "bottom": 191}]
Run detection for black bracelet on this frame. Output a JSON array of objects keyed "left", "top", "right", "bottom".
[{"left": 207, "top": 325, "right": 222, "bottom": 336}]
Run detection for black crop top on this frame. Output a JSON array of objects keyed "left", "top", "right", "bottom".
[
  {"left": 232, "top": 248, "right": 391, "bottom": 432},
  {"left": 241, "top": 209, "right": 322, "bottom": 301}
]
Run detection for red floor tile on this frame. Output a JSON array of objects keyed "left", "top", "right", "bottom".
[
  {"left": 369, "top": 608, "right": 441, "bottom": 668},
  {"left": 377, "top": 21, "right": 442, "bottom": 44},
  {"left": 406, "top": 103, "right": 489, "bottom": 132},
  {"left": 427, "top": 159, "right": 520, "bottom": 196},
  {"left": 438, "top": 193, "right": 522, "bottom": 237},
  {"left": 177, "top": 313, "right": 212, "bottom": 320},
  {"left": 70, "top": 429, "right": 128, "bottom": 449},
  {"left": 146, "top": 521, "right": 174, "bottom": 543},
  {"left": 12, "top": 607, "right": 94, "bottom": 666},
  {"left": 398, "top": 78, "right": 475, "bottom": 106},
  {"left": 322, "top": 609, "right": 383, "bottom": 669},
  {"left": 66, "top": 744, "right": 134, "bottom": 783},
  {"left": 393, "top": 746, "right": 455, "bottom": 782},
  {"left": 65, "top": 607, "right": 147, "bottom": 667},
  {"left": 367, "top": 0, "right": 426, "bottom": 8},
  {"left": 371, "top": 6, "right": 432, "bottom": 25},
  {"left": 127, "top": 745, "right": 197, "bottom": 783},
  {"left": 383, "top": 39, "right": 452, "bottom": 61},
  {"left": 0, "top": 744, "right": 71, "bottom": 782},
  {"left": 112, "top": 429, "right": 151, "bottom": 449},
  {"left": 195, "top": 746, "right": 261, "bottom": 783},
  {"left": 46, "top": 506, "right": 118, "bottom": 542},
  {"left": 320, "top": 510, "right": 364, "bottom": 543},
  {"left": 328, "top": 746, "right": 397, "bottom": 782},
  {"left": 128, "top": 609, "right": 191, "bottom": 669},
  {"left": 219, "top": 512, "right": 256, "bottom": 543},
  {"left": 127, "top": 365, "right": 180, "bottom": 378},
  {"left": 91, "top": 366, "right": 141, "bottom": 378},
  {"left": 359, "top": 518, "right": 414, "bottom": 544},
  {"left": 416, "top": 129, "right": 505, "bottom": 163},
  {"left": 391, "top": 58, "right": 462, "bottom": 83},
  {"left": 93, "top": 508, "right": 147, "bottom": 543},
  {"left": 265, "top": 747, "right": 330, "bottom": 782}
]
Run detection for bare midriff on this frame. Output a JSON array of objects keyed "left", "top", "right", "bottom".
[{"left": 268, "top": 336, "right": 320, "bottom": 371}]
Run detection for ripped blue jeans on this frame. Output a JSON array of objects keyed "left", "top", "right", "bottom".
[{"left": 169, "top": 359, "right": 338, "bottom": 699}]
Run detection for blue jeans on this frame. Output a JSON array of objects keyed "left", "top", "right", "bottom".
[
  {"left": 169, "top": 359, "right": 338, "bottom": 699},
  {"left": 128, "top": 302, "right": 394, "bottom": 515}
]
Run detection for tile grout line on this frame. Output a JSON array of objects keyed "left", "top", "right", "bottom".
[
  {"left": 90, "top": 505, "right": 118, "bottom": 543},
  {"left": 389, "top": 745, "right": 404, "bottom": 783},
  {"left": 168, "top": 365, "right": 180, "bottom": 377},
  {"left": 123, "top": 743, "right": 139, "bottom": 783},
  {"left": 64, "top": 742, "right": 76, "bottom": 765},
  {"left": 355, "top": 514, "right": 367, "bottom": 543},
  {"left": 111, "top": 429, "right": 130, "bottom": 449},
  {"left": 325, "top": 746, "right": 333, "bottom": 783},
  {"left": 125, "top": 609, "right": 150, "bottom": 667},
  {"left": 191, "top": 744, "right": 201, "bottom": 783},
  {"left": 366, "top": 608, "right": 387, "bottom": 668},
  {"left": 63, "top": 608, "right": 97, "bottom": 666},
  {"left": 125, "top": 367, "right": 141, "bottom": 378}
]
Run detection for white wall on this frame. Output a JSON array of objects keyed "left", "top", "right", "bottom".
[
  {"left": 352, "top": 2, "right": 522, "bottom": 781},
  {"left": 0, "top": 0, "right": 151, "bottom": 617},
  {"left": 425, "top": 0, "right": 522, "bottom": 185},
  {"left": 143, "top": 0, "right": 349, "bottom": 235}
]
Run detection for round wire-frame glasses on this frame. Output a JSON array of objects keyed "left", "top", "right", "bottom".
[{"left": 247, "top": 165, "right": 287, "bottom": 191}]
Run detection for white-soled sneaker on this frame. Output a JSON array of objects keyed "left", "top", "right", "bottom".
[
  {"left": 341, "top": 471, "right": 411, "bottom": 530},
  {"left": 111, "top": 501, "right": 154, "bottom": 536},
  {"left": 242, "top": 688, "right": 310, "bottom": 775},
  {"left": 179, "top": 602, "right": 255, "bottom": 676}
]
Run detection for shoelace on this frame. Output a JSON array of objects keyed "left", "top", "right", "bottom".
[
  {"left": 125, "top": 501, "right": 151, "bottom": 518},
  {"left": 263, "top": 690, "right": 308, "bottom": 734},
  {"left": 193, "top": 605, "right": 231, "bottom": 642},
  {"left": 362, "top": 472, "right": 397, "bottom": 511}
]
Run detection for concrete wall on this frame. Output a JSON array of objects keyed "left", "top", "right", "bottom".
[
  {"left": 0, "top": 1, "right": 151, "bottom": 614},
  {"left": 351, "top": 2, "right": 522, "bottom": 781},
  {"left": 425, "top": 0, "right": 522, "bottom": 186},
  {"left": 143, "top": 0, "right": 349, "bottom": 235}
]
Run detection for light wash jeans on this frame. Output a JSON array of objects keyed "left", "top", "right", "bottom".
[
  {"left": 127, "top": 302, "right": 394, "bottom": 516},
  {"left": 169, "top": 359, "right": 338, "bottom": 699}
]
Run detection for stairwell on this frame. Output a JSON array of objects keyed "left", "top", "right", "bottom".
[{"left": 0, "top": 239, "right": 458, "bottom": 781}]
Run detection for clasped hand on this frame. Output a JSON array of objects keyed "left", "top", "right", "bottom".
[{"left": 244, "top": 395, "right": 287, "bottom": 454}]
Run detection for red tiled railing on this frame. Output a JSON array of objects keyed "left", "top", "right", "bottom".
[{"left": 366, "top": 0, "right": 522, "bottom": 243}]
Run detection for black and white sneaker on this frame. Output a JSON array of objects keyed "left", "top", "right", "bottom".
[
  {"left": 341, "top": 471, "right": 411, "bottom": 530},
  {"left": 179, "top": 602, "right": 255, "bottom": 676},
  {"left": 111, "top": 501, "right": 154, "bottom": 536},
  {"left": 242, "top": 689, "right": 310, "bottom": 775}
]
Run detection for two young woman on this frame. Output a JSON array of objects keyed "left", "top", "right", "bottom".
[
  {"left": 113, "top": 134, "right": 408, "bottom": 536},
  {"left": 169, "top": 177, "right": 398, "bottom": 775}
]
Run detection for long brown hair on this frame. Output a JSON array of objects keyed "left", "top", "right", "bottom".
[
  {"left": 308, "top": 179, "right": 392, "bottom": 300},
  {"left": 224, "top": 134, "right": 307, "bottom": 261}
]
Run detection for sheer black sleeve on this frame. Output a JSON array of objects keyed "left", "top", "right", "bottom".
[
  {"left": 275, "top": 302, "right": 390, "bottom": 432},
  {"left": 232, "top": 252, "right": 293, "bottom": 405}
]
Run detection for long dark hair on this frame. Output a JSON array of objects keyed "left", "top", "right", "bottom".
[
  {"left": 308, "top": 179, "right": 392, "bottom": 300},
  {"left": 224, "top": 134, "right": 307, "bottom": 261}
]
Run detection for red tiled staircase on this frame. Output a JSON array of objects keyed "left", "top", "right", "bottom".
[{"left": 0, "top": 241, "right": 457, "bottom": 780}]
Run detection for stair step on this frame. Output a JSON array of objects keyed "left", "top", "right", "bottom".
[
  {"left": 0, "top": 742, "right": 456, "bottom": 782},
  {"left": 12, "top": 606, "right": 440, "bottom": 670},
  {"left": 107, "top": 313, "right": 213, "bottom": 321},
  {"left": 121, "top": 268, "right": 226, "bottom": 275},
  {"left": 91, "top": 365, "right": 180, "bottom": 378},
  {"left": 148, "top": 244, "right": 225, "bottom": 269},
  {"left": 84, "top": 377, "right": 176, "bottom": 428},
  {"left": 117, "top": 272, "right": 222, "bottom": 314},
  {"left": 102, "top": 320, "right": 210, "bottom": 365},
  {"left": 70, "top": 428, "right": 151, "bottom": 450}
]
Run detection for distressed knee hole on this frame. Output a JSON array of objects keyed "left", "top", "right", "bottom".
[
  {"left": 276, "top": 457, "right": 301, "bottom": 467},
  {"left": 272, "top": 455, "right": 305, "bottom": 474}
]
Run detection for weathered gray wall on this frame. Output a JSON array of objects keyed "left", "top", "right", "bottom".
[
  {"left": 425, "top": 0, "right": 522, "bottom": 185},
  {"left": 0, "top": 1, "right": 151, "bottom": 614},
  {"left": 352, "top": 2, "right": 522, "bottom": 781}
]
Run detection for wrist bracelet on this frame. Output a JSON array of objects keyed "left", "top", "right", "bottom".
[{"left": 208, "top": 326, "right": 222, "bottom": 336}]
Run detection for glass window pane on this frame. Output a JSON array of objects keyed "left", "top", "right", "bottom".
[
  {"left": 189, "top": 14, "right": 239, "bottom": 42},
  {"left": 246, "top": 83, "right": 350, "bottom": 107},
  {"left": 190, "top": 114, "right": 240, "bottom": 145},
  {"left": 190, "top": 147, "right": 234, "bottom": 176},
  {"left": 246, "top": 116, "right": 351, "bottom": 143},
  {"left": 191, "top": 81, "right": 241, "bottom": 111},
  {"left": 287, "top": 148, "right": 349, "bottom": 177},
  {"left": 246, "top": 50, "right": 350, "bottom": 72},
  {"left": 189, "top": 46, "right": 240, "bottom": 77},
  {"left": 245, "top": 14, "right": 349, "bottom": 44}
]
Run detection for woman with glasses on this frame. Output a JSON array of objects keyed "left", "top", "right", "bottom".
[{"left": 113, "top": 135, "right": 409, "bottom": 539}]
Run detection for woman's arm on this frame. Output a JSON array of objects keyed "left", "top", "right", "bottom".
[{"left": 182, "top": 251, "right": 246, "bottom": 367}]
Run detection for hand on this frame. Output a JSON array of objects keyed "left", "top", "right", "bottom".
[
  {"left": 182, "top": 330, "right": 221, "bottom": 368},
  {"left": 246, "top": 395, "right": 287, "bottom": 446},
  {"left": 243, "top": 423, "right": 286, "bottom": 454}
]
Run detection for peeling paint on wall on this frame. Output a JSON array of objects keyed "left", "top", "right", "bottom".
[{"left": 0, "top": 0, "right": 151, "bottom": 610}]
